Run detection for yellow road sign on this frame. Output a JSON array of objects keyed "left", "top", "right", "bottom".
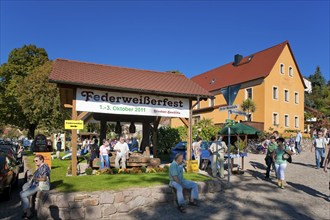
[{"left": 65, "top": 120, "right": 84, "bottom": 130}]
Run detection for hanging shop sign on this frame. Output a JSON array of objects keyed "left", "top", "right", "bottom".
[{"left": 76, "top": 88, "right": 189, "bottom": 118}]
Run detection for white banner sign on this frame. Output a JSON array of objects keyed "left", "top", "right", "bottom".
[{"left": 76, "top": 88, "right": 189, "bottom": 118}]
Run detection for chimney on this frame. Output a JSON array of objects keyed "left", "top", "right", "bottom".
[{"left": 233, "top": 54, "right": 243, "bottom": 66}]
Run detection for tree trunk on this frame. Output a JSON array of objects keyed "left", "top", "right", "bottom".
[{"left": 28, "top": 124, "right": 37, "bottom": 139}]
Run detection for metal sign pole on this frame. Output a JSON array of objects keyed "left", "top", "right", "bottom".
[
  {"left": 227, "top": 87, "right": 231, "bottom": 189},
  {"left": 227, "top": 110, "right": 231, "bottom": 188},
  {"left": 220, "top": 84, "right": 241, "bottom": 189}
]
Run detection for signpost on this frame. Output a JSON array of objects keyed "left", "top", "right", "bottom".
[
  {"left": 65, "top": 118, "right": 83, "bottom": 176},
  {"left": 65, "top": 120, "right": 84, "bottom": 130},
  {"left": 220, "top": 84, "right": 241, "bottom": 188},
  {"left": 219, "top": 105, "right": 239, "bottom": 112},
  {"left": 229, "top": 109, "right": 248, "bottom": 116}
]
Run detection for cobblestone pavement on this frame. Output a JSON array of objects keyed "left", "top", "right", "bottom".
[
  {"left": 1, "top": 148, "right": 329, "bottom": 220},
  {"left": 129, "top": 148, "right": 330, "bottom": 220}
]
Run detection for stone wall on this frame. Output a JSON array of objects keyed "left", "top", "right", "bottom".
[{"left": 35, "top": 180, "right": 221, "bottom": 219}]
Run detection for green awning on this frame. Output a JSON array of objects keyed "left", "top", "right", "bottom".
[{"left": 219, "top": 123, "right": 261, "bottom": 135}]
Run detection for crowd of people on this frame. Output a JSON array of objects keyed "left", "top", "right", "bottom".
[
  {"left": 18, "top": 127, "right": 330, "bottom": 218},
  {"left": 261, "top": 129, "right": 330, "bottom": 200},
  {"left": 79, "top": 135, "right": 139, "bottom": 169}
]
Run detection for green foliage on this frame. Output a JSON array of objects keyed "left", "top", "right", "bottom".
[
  {"left": 157, "top": 127, "right": 181, "bottom": 154},
  {"left": 0, "top": 45, "right": 68, "bottom": 138},
  {"left": 162, "top": 165, "right": 170, "bottom": 173},
  {"left": 140, "top": 166, "right": 147, "bottom": 173},
  {"left": 192, "top": 118, "right": 218, "bottom": 141},
  {"left": 241, "top": 98, "right": 256, "bottom": 121},
  {"left": 308, "top": 66, "right": 326, "bottom": 88},
  {"left": 306, "top": 66, "right": 330, "bottom": 119},
  {"left": 85, "top": 168, "right": 93, "bottom": 175},
  {"left": 234, "top": 138, "right": 246, "bottom": 152},
  {"left": 112, "top": 168, "right": 119, "bottom": 174},
  {"left": 16, "top": 61, "right": 69, "bottom": 133},
  {"left": 177, "top": 126, "right": 187, "bottom": 141}
]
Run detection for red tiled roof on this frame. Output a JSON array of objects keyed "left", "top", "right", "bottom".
[
  {"left": 191, "top": 41, "right": 305, "bottom": 92},
  {"left": 49, "top": 59, "right": 212, "bottom": 99}
]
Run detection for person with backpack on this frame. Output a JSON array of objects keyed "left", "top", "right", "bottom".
[
  {"left": 209, "top": 136, "right": 227, "bottom": 178},
  {"left": 312, "top": 130, "right": 329, "bottom": 169},
  {"left": 265, "top": 136, "right": 277, "bottom": 179},
  {"left": 89, "top": 139, "right": 99, "bottom": 168}
]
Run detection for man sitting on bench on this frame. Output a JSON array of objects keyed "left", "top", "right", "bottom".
[{"left": 169, "top": 153, "right": 199, "bottom": 213}]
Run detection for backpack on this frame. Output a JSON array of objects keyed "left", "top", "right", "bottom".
[{"left": 90, "top": 143, "right": 99, "bottom": 155}]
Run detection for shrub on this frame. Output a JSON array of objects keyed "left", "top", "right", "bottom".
[
  {"left": 112, "top": 168, "right": 119, "bottom": 174},
  {"left": 140, "top": 166, "right": 147, "bottom": 173},
  {"left": 85, "top": 168, "right": 93, "bottom": 175},
  {"left": 163, "top": 165, "right": 170, "bottom": 173},
  {"left": 157, "top": 127, "right": 181, "bottom": 154},
  {"left": 234, "top": 138, "right": 246, "bottom": 152}
]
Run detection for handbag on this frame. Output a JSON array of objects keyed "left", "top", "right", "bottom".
[
  {"left": 282, "top": 152, "right": 292, "bottom": 163},
  {"left": 38, "top": 177, "right": 50, "bottom": 191}
]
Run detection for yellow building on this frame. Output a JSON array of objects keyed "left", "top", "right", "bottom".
[{"left": 172, "top": 41, "right": 306, "bottom": 133}]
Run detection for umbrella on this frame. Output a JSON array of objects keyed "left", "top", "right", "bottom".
[{"left": 218, "top": 123, "right": 261, "bottom": 135}]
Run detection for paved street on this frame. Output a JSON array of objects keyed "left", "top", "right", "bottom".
[
  {"left": 129, "top": 148, "right": 330, "bottom": 220},
  {"left": 1, "top": 148, "right": 329, "bottom": 220}
]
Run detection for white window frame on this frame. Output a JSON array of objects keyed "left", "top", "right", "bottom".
[
  {"left": 294, "top": 116, "right": 299, "bottom": 128},
  {"left": 294, "top": 92, "right": 299, "bottom": 104},
  {"left": 245, "top": 87, "right": 253, "bottom": 100},
  {"left": 284, "top": 89, "right": 289, "bottom": 102},
  {"left": 272, "top": 86, "right": 278, "bottom": 100},
  {"left": 273, "top": 112, "right": 279, "bottom": 126},
  {"left": 288, "top": 66, "right": 293, "bottom": 77},
  {"left": 193, "top": 115, "right": 201, "bottom": 125},
  {"left": 209, "top": 98, "right": 215, "bottom": 107},
  {"left": 280, "top": 63, "right": 285, "bottom": 74},
  {"left": 284, "top": 114, "right": 289, "bottom": 127}
]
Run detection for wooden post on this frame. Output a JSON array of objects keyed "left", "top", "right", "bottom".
[
  {"left": 100, "top": 119, "right": 107, "bottom": 143},
  {"left": 152, "top": 117, "right": 161, "bottom": 158},
  {"left": 186, "top": 100, "right": 192, "bottom": 162},
  {"left": 71, "top": 90, "right": 78, "bottom": 176}
]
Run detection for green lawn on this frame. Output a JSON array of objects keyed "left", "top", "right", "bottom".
[{"left": 26, "top": 152, "right": 211, "bottom": 192}]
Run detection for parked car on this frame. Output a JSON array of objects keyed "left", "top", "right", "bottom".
[
  {"left": 22, "top": 138, "right": 32, "bottom": 150},
  {"left": 0, "top": 153, "right": 20, "bottom": 200},
  {"left": 0, "top": 144, "right": 18, "bottom": 159},
  {"left": 169, "top": 141, "right": 212, "bottom": 162}
]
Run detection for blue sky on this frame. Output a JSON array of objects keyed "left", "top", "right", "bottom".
[{"left": 1, "top": 1, "right": 329, "bottom": 81}]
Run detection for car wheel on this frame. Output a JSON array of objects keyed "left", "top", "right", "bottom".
[{"left": 4, "top": 186, "right": 11, "bottom": 201}]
